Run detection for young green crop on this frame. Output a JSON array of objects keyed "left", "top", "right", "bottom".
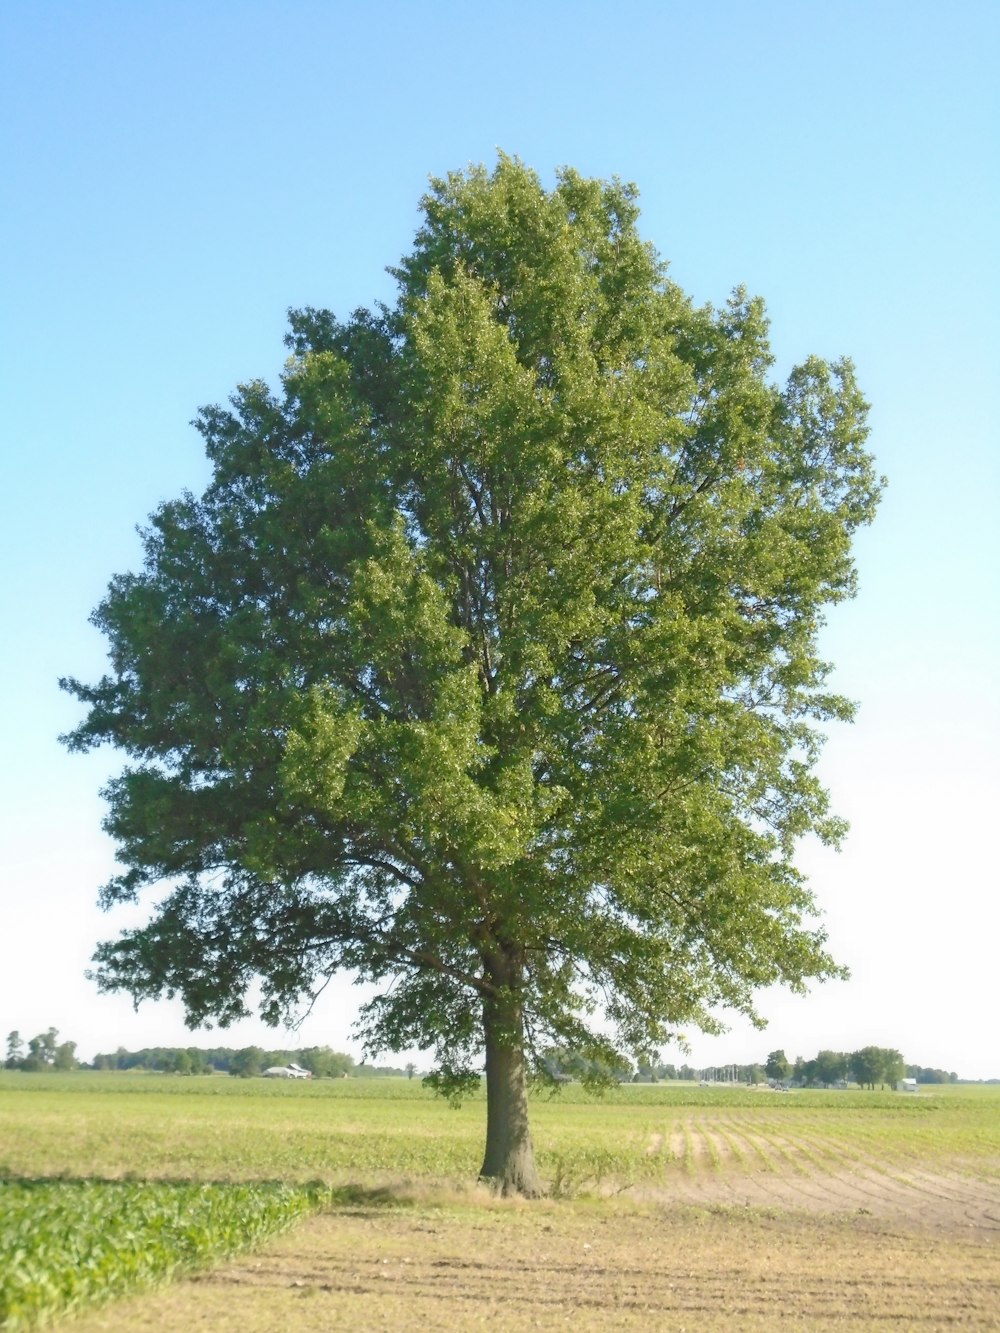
[
  {"left": 2, "top": 1073, "right": 999, "bottom": 1190},
  {"left": 0, "top": 1179, "right": 321, "bottom": 1330}
]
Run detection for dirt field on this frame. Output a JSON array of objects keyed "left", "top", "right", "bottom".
[
  {"left": 642, "top": 1117, "right": 1000, "bottom": 1232},
  {"left": 9, "top": 1078, "right": 994, "bottom": 1330},
  {"left": 66, "top": 1178, "right": 1000, "bottom": 1333}
]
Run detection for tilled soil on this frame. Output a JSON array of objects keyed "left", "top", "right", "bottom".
[
  {"left": 642, "top": 1116, "right": 1000, "bottom": 1233},
  {"left": 66, "top": 1185, "right": 1000, "bottom": 1333}
]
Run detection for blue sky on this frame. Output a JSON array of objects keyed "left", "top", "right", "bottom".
[{"left": 2, "top": 1, "right": 997, "bottom": 1076}]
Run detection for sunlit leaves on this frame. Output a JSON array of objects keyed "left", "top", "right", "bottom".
[{"left": 63, "top": 155, "right": 882, "bottom": 1087}]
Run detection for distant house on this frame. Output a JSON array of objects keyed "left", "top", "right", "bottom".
[
  {"left": 897, "top": 1077, "right": 918, "bottom": 1093},
  {"left": 262, "top": 1062, "right": 312, "bottom": 1079}
]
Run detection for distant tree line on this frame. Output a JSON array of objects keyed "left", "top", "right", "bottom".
[
  {"left": 905, "top": 1064, "right": 959, "bottom": 1084},
  {"left": 4, "top": 1029, "right": 409, "bottom": 1078},
  {"left": 541, "top": 1048, "right": 711, "bottom": 1084},
  {"left": 530, "top": 1045, "right": 975, "bottom": 1088},
  {"left": 0, "top": 1029, "right": 974, "bottom": 1086},
  {"left": 765, "top": 1047, "right": 907, "bottom": 1089},
  {"left": 4, "top": 1029, "right": 78, "bottom": 1072},
  {"left": 91, "top": 1045, "right": 410, "bottom": 1078}
]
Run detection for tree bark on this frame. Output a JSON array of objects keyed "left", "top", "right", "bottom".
[{"left": 479, "top": 961, "right": 543, "bottom": 1197}]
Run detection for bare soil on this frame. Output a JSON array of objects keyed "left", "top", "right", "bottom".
[
  {"left": 65, "top": 1179, "right": 1000, "bottom": 1333},
  {"left": 640, "top": 1122, "right": 1000, "bottom": 1232}
]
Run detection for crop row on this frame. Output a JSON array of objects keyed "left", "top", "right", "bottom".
[{"left": 0, "top": 1179, "right": 322, "bottom": 1330}]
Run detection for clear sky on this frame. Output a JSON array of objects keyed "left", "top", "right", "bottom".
[{"left": 2, "top": 1, "right": 997, "bottom": 1077}]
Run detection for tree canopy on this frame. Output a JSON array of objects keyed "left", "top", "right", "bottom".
[
  {"left": 765, "top": 1049, "right": 791, "bottom": 1082},
  {"left": 63, "top": 156, "right": 882, "bottom": 1194},
  {"left": 4, "top": 1028, "right": 77, "bottom": 1072},
  {"left": 850, "top": 1045, "right": 905, "bottom": 1090}
]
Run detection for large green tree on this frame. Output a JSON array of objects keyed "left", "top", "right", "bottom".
[
  {"left": 64, "top": 157, "right": 881, "bottom": 1195},
  {"left": 851, "top": 1045, "right": 905, "bottom": 1089},
  {"left": 765, "top": 1049, "right": 791, "bottom": 1082}
]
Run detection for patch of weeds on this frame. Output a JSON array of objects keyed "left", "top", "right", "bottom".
[{"left": 547, "top": 1148, "right": 623, "bottom": 1199}]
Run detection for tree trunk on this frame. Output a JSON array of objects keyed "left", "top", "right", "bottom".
[{"left": 479, "top": 970, "right": 543, "bottom": 1198}]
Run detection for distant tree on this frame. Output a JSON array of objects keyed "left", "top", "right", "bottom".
[
  {"left": 406, "top": 1062, "right": 416, "bottom": 1080},
  {"left": 64, "top": 157, "right": 881, "bottom": 1195},
  {"left": 765, "top": 1050, "right": 790, "bottom": 1081},
  {"left": 22, "top": 1028, "right": 60, "bottom": 1071},
  {"left": 744, "top": 1063, "right": 765, "bottom": 1085},
  {"left": 810, "top": 1050, "right": 848, "bottom": 1086},
  {"left": 908, "top": 1065, "right": 957, "bottom": 1085},
  {"left": 299, "top": 1046, "right": 355, "bottom": 1078},
  {"left": 53, "top": 1040, "right": 78, "bottom": 1071},
  {"left": 229, "top": 1046, "right": 265, "bottom": 1078},
  {"left": 879, "top": 1048, "right": 904, "bottom": 1089},
  {"left": 851, "top": 1045, "right": 904, "bottom": 1089},
  {"left": 850, "top": 1045, "right": 881, "bottom": 1089},
  {"left": 5, "top": 1030, "right": 24, "bottom": 1069}
]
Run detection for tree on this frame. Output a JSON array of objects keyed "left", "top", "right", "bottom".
[
  {"left": 62, "top": 156, "right": 881, "bottom": 1196},
  {"left": 907, "top": 1064, "right": 957, "bottom": 1085},
  {"left": 880, "top": 1048, "right": 905, "bottom": 1089},
  {"left": 21, "top": 1028, "right": 60, "bottom": 1071},
  {"left": 53, "top": 1040, "right": 78, "bottom": 1071},
  {"left": 850, "top": 1045, "right": 905, "bottom": 1089},
  {"left": 5, "top": 1030, "right": 24, "bottom": 1070},
  {"left": 229, "top": 1046, "right": 265, "bottom": 1078},
  {"left": 765, "top": 1049, "right": 790, "bottom": 1082},
  {"left": 299, "top": 1046, "right": 355, "bottom": 1078},
  {"left": 811, "top": 1049, "right": 849, "bottom": 1086}
]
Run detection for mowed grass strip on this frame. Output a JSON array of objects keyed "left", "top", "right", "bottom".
[{"left": 0, "top": 1179, "right": 322, "bottom": 1330}]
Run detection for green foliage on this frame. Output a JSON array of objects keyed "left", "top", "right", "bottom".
[
  {"left": 907, "top": 1065, "right": 958, "bottom": 1085},
  {"left": 802, "top": 1050, "right": 849, "bottom": 1087},
  {"left": 765, "top": 1050, "right": 791, "bottom": 1081},
  {"left": 87, "top": 1044, "right": 374, "bottom": 1078},
  {"left": 0, "top": 1179, "right": 319, "bottom": 1329},
  {"left": 787, "top": 1046, "right": 906, "bottom": 1090},
  {"left": 63, "top": 156, "right": 882, "bottom": 1106},
  {"left": 5, "top": 1030, "right": 77, "bottom": 1074},
  {"left": 850, "top": 1045, "right": 905, "bottom": 1089},
  {"left": 5, "top": 1032, "right": 24, "bottom": 1070},
  {"left": 228, "top": 1046, "right": 265, "bottom": 1078}
]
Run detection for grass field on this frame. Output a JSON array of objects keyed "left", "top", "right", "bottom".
[{"left": 2, "top": 1072, "right": 998, "bottom": 1329}]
